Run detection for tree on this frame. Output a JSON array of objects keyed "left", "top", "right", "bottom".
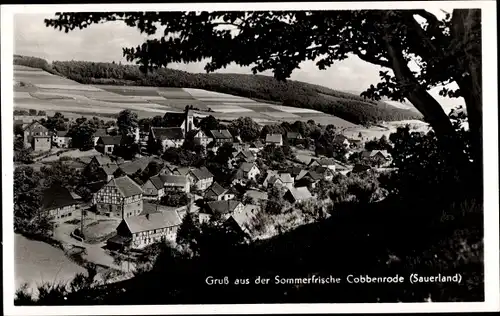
[
  {"left": 45, "top": 10, "right": 482, "bottom": 167},
  {"left": 37, "top": 110, "right": 47, "bottom": 116},
  {"left": 116, "top": 109, "right": 138, "bottom": 137},
  {"left": 14, "top": 138, "right": 33, "bottom": 164},
  {"left": 160, "top": 190, "right": 189, "bottom": 207},
  {"left": 29, "top": 109, "right": 37, "bottom": 116},
  {"left": 68, "top": 122, "right": 96, "bottom": 150},
  {"left": 176, "top": 211, "right": 202, "bottom": 256},
  {"left": 265, "top": 185, "right": 286, "bottom": 215},
  {"left": 197, "top": 115, "right": 221, "bottom": 135},
  {"left": 228, "top": 117, "right": 261, "bottom": 142},
  {"left": 43, "top": 112, "right": 68, "bottom": 131}
]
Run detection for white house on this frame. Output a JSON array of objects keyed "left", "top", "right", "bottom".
[
  {"left": 265, "top": 134, "right": 283, "bottom": 146},
  {"left": 53, "top": 130, "right": 72, "bottom": 148},
  {"left": 149, "top": 127, "right": 185, "bottom": 150}
]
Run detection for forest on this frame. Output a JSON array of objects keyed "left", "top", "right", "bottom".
[{"left": 14, "top": 55, "right": 421, "bottom": 126}]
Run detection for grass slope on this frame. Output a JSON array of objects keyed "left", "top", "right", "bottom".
[{"left": 14, "top": 55, "right": 422, "bottom": 126}]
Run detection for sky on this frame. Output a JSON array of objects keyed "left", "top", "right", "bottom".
[{"left": 14, "top": 13, "right": 463, "bottom": 111}]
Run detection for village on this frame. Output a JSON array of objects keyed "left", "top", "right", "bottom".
[{"left": 14, "top": 107, "right": 393, "bottom": 273}]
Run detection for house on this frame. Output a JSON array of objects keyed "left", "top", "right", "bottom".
[
  {"left": 163, "top": 175, "right": 190, "bottom": 193},
  {"left": 99, "top": 164, "right": 119, "bottom": 182},
  {"left": 96, "top": 135, "right": 122, "bottom": 155},
  {"left": 347, "top": 138, "right": 363, "bottom": 148},
  {"left": 295, "top": 169, "right": 324, "bottom": 188},
  {"left": 308, "top": 158, "right": 336, "bottom": 171},
  {"left": 83, "top": 155, "right": 118, "bottom": 178},
  {"left": 204, "top": 182, "right": 234, "bottom": 201},
  {"left": 109, "top": 210, "right": 182, "bottom": 249},
  {"left": 210, "top": 129, "right": 233, "bottom": 146},
  {"left": 309, "top": 165, "right": 335, "bottom": 181},
  {"left": 53, "top": 130, "right": 72, "bottom": 148},
  {"left": 117, "top": 156, "right": 163, "bottom": 177},
  {"left": 225, "top": 204, "right": 260, "bottom": 240},
  {"left": 42, "top": 184, "right": 81, "bottom": 223},
  {"left": 265, "top": 134, "right": 283, "bottom": 146},
  {"left": 333, "top": 134, "right": 351, "bottom": 147},
  {"left": 361, "top": 150, "right": 391, "bottom": 160},
  {"left": 262, "top": 170, "right": 279, "bottom": 187},
  {"left": 159, "top": 163, "right": 175, "bottom": 175},
  {"left": 142, "top": 174, "right": 169, "bottom": 200},
  {"left": 149, "top": 127, "right": 185, "bottom": 150},
  {"left": 93, "top": 129, "right": 107, "bottom": 147},
  {"left": 233, "top": 150, "right": 256, "bottom": 163},
  {"left": 188, "top": 167, "right": 214, "bottom": 191},
  {"left": 92, "top": 175, "right": 144, "bottom": 219},
  {"left": 23, "top": 121, "right": 51, "bottom": 151},
  {"left": 248, "top": 140, "right": 264, "bottom": 153},
  {"left": 163, "top": 109, "right": 194, "bottom": 137},
  {"left": 352, "top": 163, "right": 372, "bottom": 174},
  {"left": 231, "top": 162, "right": 260, "bottom": 185},
  {"left": 200, "top": 200, "right": 244, "bottom": 223},
  {"left": 286, "top": 132, "right": 304, "bottom": 144},
  {"left": 284, "top": 166, "right": 303, "bottom": 179},
  {"left": 283, "top": 186, "right": 313, "bottom": 204},
  {"left": 193, "top": 129, "right": 212, "bottom": 147}
]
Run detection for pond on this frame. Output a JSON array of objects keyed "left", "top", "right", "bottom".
[{"left": 14, "top": 234, "right": 86, "bottom": 295}]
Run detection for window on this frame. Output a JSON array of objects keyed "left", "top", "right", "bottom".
[{"left": 67, "top": 213, "right": 72, "bottom": 217}]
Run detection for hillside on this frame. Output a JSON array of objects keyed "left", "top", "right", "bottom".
[{"left": 14, "top": 55, "right": 422, "bottom": 126}]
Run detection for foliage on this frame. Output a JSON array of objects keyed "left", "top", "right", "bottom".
[
  {"left": 68, "top": 122, "right": 96, "bottom": 150},
  {"left": 176, "top": 212, "right": 202, "bottom": 256},
  {"left": 44, "top": 9, "right": 483, "bottom": 167},
  {"left": 14, "top": 138, "right": 34, "bottom": 164},
  {"left": 116, "top": 109, "right": 139, "bottom": 137},
  {"left": 160, "top": 190, "right": 189, "bottom": 207},
  {"left": 365, "top": 134, "right": 392, "bottom": 151},
  {"left": 265, "top": 185, "right": 287, "bottom": 215},
  {"left": 196, "top": 115, "right": 223, "bottom": 135},
  {"left": 162, "top": 147, "right": 201, "bottom": 167},
  {"left": 228, "top": 117, "right": 261, "bottom": 142},
  {"left": 40, "top": 112, "right": 69, "bottom": 131}
]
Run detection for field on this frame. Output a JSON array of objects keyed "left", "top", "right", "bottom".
[{"left": 13, "top": 65, "right": 359, "bottom": 127}]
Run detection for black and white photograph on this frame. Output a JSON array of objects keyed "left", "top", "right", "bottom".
[{"left": 2, "top": 1, "right": 499, "bottom": 314}]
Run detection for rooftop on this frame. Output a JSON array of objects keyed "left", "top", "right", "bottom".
[
  {"left": 210, "top": 129, "right": 232, "bottom": 139},
  {"left": 124, "top": 210, "right": 182, "bottom": 234},
  {"left": 190, "top": 166, "right": 213, "bottom": 180},
  {"left": 266, "top": 134, "right": 283, "bottom": 143},
  {"left": 42, "top": 184, "right": 79, "bottom": 211},
  {"left": 98, "top": 135, "right": 122, "bottom": 146},
  {"left": 151, "top": 127, "right": 184, "bottom": 140},
  {"left": 206, "top": 182, "right": 227, "bottom": 196},
  {"left": 106, "top": 175, "right": 143, "bottom": 197},
  {"left": 286, "top": 186, "right": 313, "bottom": 201},
  {"left": 205, "top": 200, "right": 242, "bottom": 215}
]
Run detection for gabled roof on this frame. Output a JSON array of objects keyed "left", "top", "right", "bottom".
[
  {"left": 124, "top": 210, "right": 182, "bottom": 234},
  {"left": 286, "top": 132, "right": 302, "bottom": 139},
  {"left": 352, "top": 164, "right": 372, "bottom": 173},
  {"left": 250, "top": 140, "right": 264, "bottom": 148},
  {"left": 238, "top": 162, "right": 257, "bottom": 173},
  {"left": 174, "top": 167, "right": 191, "bottom": 176},
  {"left": 23, "top": 120, "right": 47, "bottom": 131},
  {"left": 189, "top": 166, "right": 213, "bottom": 180},
  {"left": 42, "top": 184, "right": 79, "bottom": 211},
  {"left": 163, "top": 174, "right": 189, "bottom": 186},
  {"left": 163, "top": 111, "right": 186, "bottom": 128},
  {"left": 105, "top": 175, "right": 143, "bottom": 197},
  {"left": 333, "top": 134, "right": 349, "bottom": 144},
  {"left": 55, "top": 130, "right": 70, "bottom": 137},
  {"left": 99, "top": 135, "right": 122, "bottom": 145},
  {"left": 286, "top": 186, "right": 313, "bottom": 201},
  {"left": 205, "top": 200, "right": 242, "bottom": 215},
  {"left": 147, "top": 174, "right": 169, "bottom": 190},
  {"left": 101, "top": 164, "right": 119, "bottom": 175},
  {"left": 88, "top": 181, "right": 107, "bottom": 193},
  {"left": 235, "top": 150, "right": 255, "bottom": 160},
  {"left": 92, "top": 155, "right": 116, "bottom": 166},
  {"left": 151, "top": 127, "right": 184, "bottom": 140},
  {"left": 94, "top": 129, "right": 107, "bottom": 137},
  {"left": 118, "top": 157, "right": 162, "bottom": 176},
  {"left": 285, "top": 166, "right": 302, "bottom": 177},
  {"left": 210, "top": 129, "right": 232, "bottom": 139},
  {"left": 205, "top": 182, "right": 227, "bottom": 197},
  {"left": 229, "top": 204, "right": 260, "bottom": 237},
  {"left": 265, "top": 134, "right": 283, "bottom": 143},
  {"left": 279, "top": 173, "right": 294, "bottom": 184},
  {"left": 310, "top": 158, "right": 336, "bottom": 166}
]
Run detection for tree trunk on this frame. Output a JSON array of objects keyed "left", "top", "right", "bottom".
[{"left": 451, "top": 9, "right": 483, "bottom": 172}]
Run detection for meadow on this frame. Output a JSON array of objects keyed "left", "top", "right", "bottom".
[{"left": 13, "top": 65, "right": 359, "bottom": 127}]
